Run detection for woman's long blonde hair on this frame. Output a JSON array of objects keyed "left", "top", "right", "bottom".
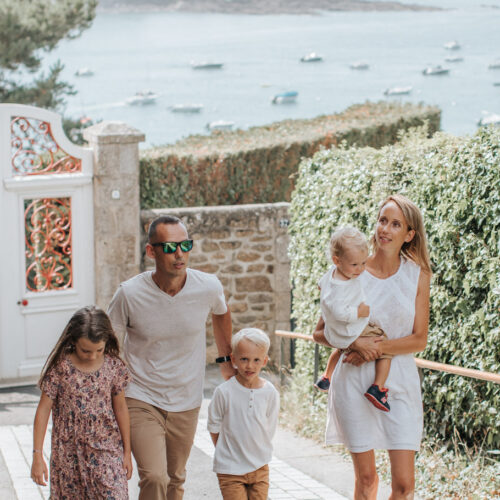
[{"left": 371, "top": 194, "right": 432, "bottom": 274}]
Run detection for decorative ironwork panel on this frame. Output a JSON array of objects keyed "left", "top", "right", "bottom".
[
  {"left": 11, "top": 116, "right": 81, "bottom": 175},
  {"left": 24, "top": 197, "right": 73, "bottom": 292}
]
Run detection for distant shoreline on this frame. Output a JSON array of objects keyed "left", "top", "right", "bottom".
[{"left": 97, "top": 0, "right": 441, "bottom": 15}]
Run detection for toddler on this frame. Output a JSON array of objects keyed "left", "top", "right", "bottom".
[
  {"left": 314, "top": 227, "right": 393, "bottom": 411},
  {"left": 208, "top": 328, "right": 280, "bottom": 500}
]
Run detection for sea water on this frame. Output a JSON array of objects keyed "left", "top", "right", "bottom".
[{"left": 43, "top": 0, "right": 500, "bottom": 147}]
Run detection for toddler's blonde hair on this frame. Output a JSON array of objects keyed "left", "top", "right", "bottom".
[{"left": 329, "top": 226, "right": 368, "bottom": 258}]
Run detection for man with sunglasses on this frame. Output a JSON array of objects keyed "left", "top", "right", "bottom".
[{"left": 108, "top": 215, "right": 234, "bottom": 500}]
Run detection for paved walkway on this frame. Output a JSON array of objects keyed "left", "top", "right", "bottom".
[
  {"left": 0, "top": 416, "right": 348, "bottom": 500},
  {"left": 0, "top": 369, "right": 406, "bottom": 499}
]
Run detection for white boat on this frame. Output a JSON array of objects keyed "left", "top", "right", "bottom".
[
  {"left": 384, "top": 86, "right": 413, "bottom": 96},
  {"left": 169, "top": 104, "right": 203, "bottom": 113},
  {"left": 207, "top": 120, "right": 234, "bottom": 131},
  {"left": 445, "top": 56, "right": 463, "bottom": 63},
  {"left": 444, "top": 40, "right": 460, "bottom": 50},
  {"left": 478, "top": 113, "right": 500, "bottom": 126},
  {"left": 192, "top": 62, "right": 224, "bottom": 70},
  {"left": 488, "top": 60, "right": 500, "bottom": 70},
  {"left": 422, "top": 65, "right": 450, "bottom": 76},
  {"left": 75, "top": 67, "right": 94, "bottom": 77},
  {"left": 125, "top": 91, "right": 158, "bottom": 105},
  {"left": 350, "top": 61, "right": 369, "bottom": 70},
  {"left": 300, "top": 52, "right": 323, "bottom": 63},
  {"left": 272, "top": 91, "right": 298, "bottom": 104}
]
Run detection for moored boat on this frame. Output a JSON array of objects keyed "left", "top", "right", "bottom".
[
  {"left": 272, "top": 91, "right": 298, "bottom": 104},
  {"left": 384, "top": 86, "right": 412, "bottom": 96},
  {"left": 125, "top": 91, "right": 158, "bottom": 105},
  {"left": 75, "top": 67, "right": 94, "bottom": 77},
  {"left": 478, "top": 113, "right": 500, "bottom": 126},
  {"left": 445, "top": 56, "right": 463, "bottom": 63},
  {"left": 192, "top": 62, "right": 224, "bottom": 70},
  {"left": 422, "top": 65, "right": 450, "bottom": 76},
  {"left": 350, "top": 61, "right": 369, "bottom": 70},
  {"left": 207, "top": 120, "right": 234, "bottom": 131},
  {"left": 444, "top": 40, "right": 460, "bottom": 50},
  {"left": 169, "top": 104, "right": 204, "bottom": 113},
  {"left": 300, "top": 52, "right": 323, "bottom": 63}
]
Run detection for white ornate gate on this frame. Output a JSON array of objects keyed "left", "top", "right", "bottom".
[{"left": 0, "top": 104, "right": 94, "bottom": 384}]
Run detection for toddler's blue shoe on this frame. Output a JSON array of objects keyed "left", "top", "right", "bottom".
[
  {"left": 364, "top": 384, "right": 390, "bottom": 412},
  {"left": 314, "top": 376, "right": 330, "bottom": 393}
]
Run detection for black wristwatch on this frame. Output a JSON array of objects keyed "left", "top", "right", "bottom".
[{"left": 215, "top": 355, "right": 231, "bottom": 363}]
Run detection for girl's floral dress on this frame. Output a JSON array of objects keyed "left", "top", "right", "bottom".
[{"left": 42, "top": 354, "right": 130, "bottom": 499}]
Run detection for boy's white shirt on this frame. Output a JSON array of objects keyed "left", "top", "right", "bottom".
[
  {"left": 207, "top": 376, "right": 280, "bottom": 475},
  {"left": 319, "top": 265, "right": 370, "bottom": 349}
]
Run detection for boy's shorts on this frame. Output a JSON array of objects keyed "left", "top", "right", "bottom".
[{"left": 217, "top": 464, "right": 269, "bottom": 500}]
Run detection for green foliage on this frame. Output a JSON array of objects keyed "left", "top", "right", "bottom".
[
  {"left": 288, "top": 125, "right": 500, "bottom": 448},
  {"left": 0, "top": 0, "right": 96, "bottom": 109},
  {"left": 62, "top": 116, "right": 98, "bottom": 145},
  {"left": 140, "top": 102, "right": 440, "bottom": 209}
]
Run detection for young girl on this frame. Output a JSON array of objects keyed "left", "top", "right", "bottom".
[{"left": 31, "top": 305, "right": 132, "bottom": 499}]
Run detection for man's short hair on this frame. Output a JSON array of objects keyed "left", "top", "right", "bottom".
[
  {"left": 329, "top": 226, "right": 368, "bottom": 258},
  {"left": 231, "top": 328, "right": 270, "bottom": 354},
  {"left": 148, "top": 215, "right": 185, "bottom": 241}
]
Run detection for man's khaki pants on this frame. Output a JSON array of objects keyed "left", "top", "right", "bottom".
[
  {"left": 217, "top": 465, "right": 269, "bottom": 500},
  {"left": 127, "top": 398, "right": 200, "bottom": 500}
]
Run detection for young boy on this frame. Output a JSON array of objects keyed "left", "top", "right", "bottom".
[
  {"left": 207, "top": 328, "right": 280, "bottom": 500},
  {"left": 314, "top": 226, "right": 393, "bottom": 412}
]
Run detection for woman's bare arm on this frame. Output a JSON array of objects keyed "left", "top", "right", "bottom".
[{"left": 312, "top": 316, "right": 333, "bottom": 347}]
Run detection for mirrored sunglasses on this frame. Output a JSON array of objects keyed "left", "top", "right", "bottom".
[{"left": 151, "top": 239, "right": 193, "bottom": 254}]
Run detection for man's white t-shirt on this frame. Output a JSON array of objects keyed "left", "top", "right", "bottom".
[
  {"left": 108, "top": 269, "right": 227, "bottom": 412},
  {"left": 207, "top": 376, "right": 280, "bottom": 475},
  {"left": 319, "top": 265, "right": 369, "bottom": 349}
]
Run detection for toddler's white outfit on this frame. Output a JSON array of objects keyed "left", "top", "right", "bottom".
[{"left": 319, "top": 265, "right": 369, "bottom": 349}]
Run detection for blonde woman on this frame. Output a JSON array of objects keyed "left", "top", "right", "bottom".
[{"left": 313, "top": 194, "right": 431, "bottom": 499}]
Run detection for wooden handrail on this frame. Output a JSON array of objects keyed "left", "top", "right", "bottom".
[{"left": 275, "top": 330, "right": 500, "bottom": 384}]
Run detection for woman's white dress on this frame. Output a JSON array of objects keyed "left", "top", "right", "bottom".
[{"left": 326, "top": 258, "right": 423, "bottom": 452}]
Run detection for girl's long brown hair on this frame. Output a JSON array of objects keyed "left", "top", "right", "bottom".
[
  {"left": 371, "top": 194, "right": 432, "bottom": 274},
  {"left": 38, "top": 305, "right": 120, "bottom": 386}
]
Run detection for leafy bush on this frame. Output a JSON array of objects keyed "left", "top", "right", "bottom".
[
  {"left": 288, "top": 125, "right": 500, "bottom": 448},
  {"left": 139, "top": 102, "right": 440, "bottom": 208}
]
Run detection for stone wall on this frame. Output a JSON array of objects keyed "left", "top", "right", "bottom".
[{"left": 141, "top": 203, "right": 291, "bottom": 367}]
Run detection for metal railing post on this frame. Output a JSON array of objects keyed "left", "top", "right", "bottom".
[{"left": 313, "top": 343, "right": 319, "bottom": 384}]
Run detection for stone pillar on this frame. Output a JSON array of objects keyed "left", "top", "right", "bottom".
[
  {"left": 84, "top": 122, "right": 145, "bottom": 309},
  {"left": 273, "top": 204, "right": 292, "bottom": 370}
]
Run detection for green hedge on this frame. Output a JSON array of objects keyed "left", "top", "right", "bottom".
[
  {"left": 288, "top": 125, "right": 500, "bottom": 448},
  {"left": 139, "top": 102, "right": 440, "bottom": 209}
]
